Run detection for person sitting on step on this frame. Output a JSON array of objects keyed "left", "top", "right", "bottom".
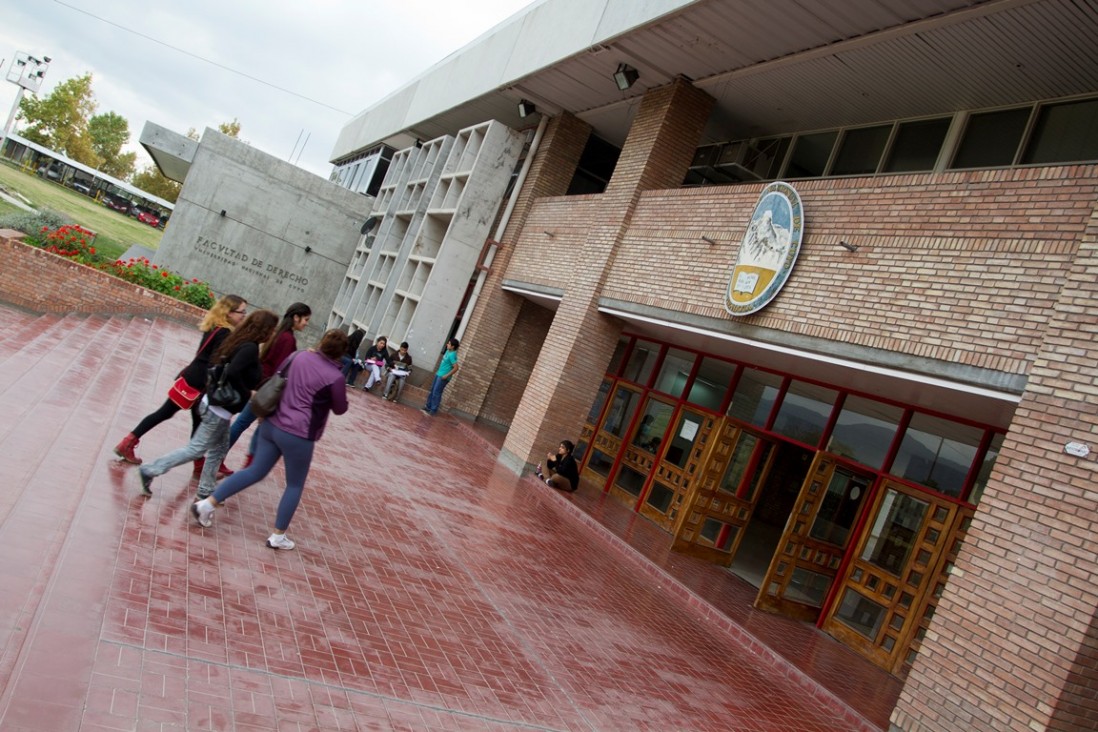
[{"left": 535, "top": 440, "right": 580, "bottom": 492}]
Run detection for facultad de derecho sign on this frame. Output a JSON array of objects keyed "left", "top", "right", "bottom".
[
  {"left": 193, "top": 236, "right": 309, "bottom": 292},
  {"left": 724, "top": 181, "right": 804, "bottom": 317}
]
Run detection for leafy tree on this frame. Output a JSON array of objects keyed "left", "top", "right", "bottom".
[
  {"left": 131, "top": 165, "right": 181, "bottom": 204},
  {"left": 218, "top": 119, "right": 241, "bottom": 138},
  {"left": 88, "top": 112, "right": 136, "bottom": 179},
  {"left": 19, "top": 74, "right": 99, "bottom": 166}
]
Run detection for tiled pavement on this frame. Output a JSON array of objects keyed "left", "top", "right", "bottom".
[{"left": 0, "top": 307, "right": 901, "bottom": 731}]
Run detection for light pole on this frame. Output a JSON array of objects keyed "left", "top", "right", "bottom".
[{"left": 0, "top": 51, "right": 50, "bottom": 153}]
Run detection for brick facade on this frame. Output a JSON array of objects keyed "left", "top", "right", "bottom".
[{"left": 0, "top": 232, "right": 205, "bottom": 324}]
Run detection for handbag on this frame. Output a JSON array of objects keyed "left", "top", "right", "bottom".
[
  {"left": 207, "top": 363, "right": 244, "bottom": 411},
  {"left": 250, "top": 352, "right": 298, "bottom": 418},
  {"left": 168, "top": 376, "right": 203, "bottom": 409}
]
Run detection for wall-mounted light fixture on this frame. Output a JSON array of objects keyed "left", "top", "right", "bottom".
[
  {"left": 360, "top": 216, "right": 378, "bottom": 235},
  {"left": 517, "top": 99, "right": 536, "bottom": 118},
  {"left": 701, "top": 236, "right": 716, "bottom": 245},
  {"left": 414, "top": 138, "right": 423, "bottom": 149},
  {"left": 543, "top": 231, "right": 555, "bottom": 238},
  {"left": 839, "top": 240, "right": 859, "bottom": 252},
  {"left": 613, "top": 63, "right": 639, "bottom": 91},
  {"left": 304, "top": 245, "right": 312, "bottom": 254},
  {"left": 219, "top": 209, "right": 226, "bottom": 217}
]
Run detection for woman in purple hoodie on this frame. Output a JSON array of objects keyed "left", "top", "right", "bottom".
[{"left": 190, "top": 329, "right": 349, "bottom": 550}]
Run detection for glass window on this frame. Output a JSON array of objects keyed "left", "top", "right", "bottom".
[
  {"left": 573, "top": 440, "right": 588, "bottom": 463},
  {"left": 719, "top": 432, "right": 761, "bottom": 495},
  {"left": 607, "top": 336, "right": 630, "bottom": 376},
  {"left": 601, "top": 387, "right": 641, "bottom": 438},
  {"left": 831, "top": 125, "right": 891, "bottom": 176},
  {"left": 809, "top": 469, "right": 870, "bottom": 547},
  {"left": 771, "top": 381, "right": 838, "bottom": 447},
  {"left": 883, "top": 117, "right": 950, "bottom": 173},
  {"left": 785, "top": 131, "right": 837, "bottom": 178},
  {"left": 891, "top": 413, "right": 982, "bottom": 497},
  {"left": 750, "top": 137, "right": 792, "bottom": 180},
  {"left": 621, "top": 339, "right": 660, "bottom": 386},
  {"left": 787, "top": 568, "right": 833, "bottom": 608},
  {"left": 686, "top": 358, "right": 736, "bottom": 411},
  {"left": 827, "top": 395, "right": 903, "bottom": 469},
  {"left": 951, "top": 107, "right": 1030, "bottom": 169},
  {"left": 645, "top": 482, "right": 675, "bottom": 513},
  {"left": 632, "top": 399, "right": 675, "bottom": 455},
  {"left": 835, "top": 589, "right": 886, "bottom": 640},
  {"left": 968, "top": 432, "right": 1004, "bottom": 505},
  {"left": 862, "top": 488, "right": 929, "bottom": 576},
  {"left": 586, "top": 449, "right": 615, "bottom": 477},
  {"left": 585, "top": 379, "right": 612, "bottom": 425},
  {"left": 1022, "top": 98, "right": 1098, "bottom": 165},
  {"left": 728, "top": 368, "right": 782, "bottom": 427},
  {"left": 613, "top": 464, "right": 647, "bottom": 497},
  {"left": 700, "top": 519, "right": 738, "bottom": 551},
  {"left": 663, "top": 411, "right": 703, "bottom": 468},
  {"left": 653, "top": 348, "right": 695, "bottom": 398}
]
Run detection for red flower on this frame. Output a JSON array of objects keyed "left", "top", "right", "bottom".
[
  {"left": 151, "top": 264, "right": 158, "bottom": 270},
  {"left": 161, "top": 271, "right": 169, "bottom": 277},
  {"left": 174, "top": 285, "right": 180, "bottom": 291},
  {"left": 89, "top": 247, "right": 96, "bottom": 255}
]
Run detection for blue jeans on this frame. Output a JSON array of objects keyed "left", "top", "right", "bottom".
[
  {"left": 424, "top": 375, "right": 449, "bottom": 414},
  {"left": 213, "top": 421, "right": 315, "bottom": 531},
  {"left": 341, "top": 356, "right": 362, "bottom": 385},
  {"left": 142, "top": 407, "right": 229, "bottom": 497},
  {"left": 228, "top": 401, "right": 256, "bottom": 448}
]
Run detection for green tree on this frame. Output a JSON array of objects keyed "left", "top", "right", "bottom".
[
  {"left": 88, "top": 112, "right": 136, "bottom": 179},
  {"left": 218, "top": 119, "right": 242, "bottom": 138},
  {"left": 131, "top": 165, "right": 181, "bottom": 204},
  {"left": 19, "top": 74, "right": 100, "bottom": 166}
]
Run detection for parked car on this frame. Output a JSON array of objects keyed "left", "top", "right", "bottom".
[
  {"left": 37, "top": 163, "right": 61, "bottom": 181},
  {"left": 104, "top": 195, "right": 133, "bottom": 215},
  {"left": 71, "top": 180, "right": 92, "bottom": 195},
  {"left": 137, "top": 209, "right": 161, "bottom": 228}
]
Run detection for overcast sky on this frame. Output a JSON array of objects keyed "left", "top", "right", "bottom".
[{"left": 0, "top": 0, "right": 534, "bottom": 179}]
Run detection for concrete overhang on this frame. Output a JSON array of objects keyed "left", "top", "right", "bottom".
[{"left": 139, "top": 121, "right": 198, "bottom": 184}]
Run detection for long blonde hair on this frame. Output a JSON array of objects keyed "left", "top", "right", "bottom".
[{"left": 199, "top": 294, "right": 245, "bottom": 332}]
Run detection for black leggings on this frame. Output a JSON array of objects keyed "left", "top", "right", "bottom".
[{"left": 131, "top": 398, "right": 202, "bottom": 439}]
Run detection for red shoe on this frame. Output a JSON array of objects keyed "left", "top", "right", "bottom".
[
  {"left": 192, "top": 457, "right": 206, "bottom": 476},
  {"left": 113, "top": 433, "right": 142, "bottom": 464},
  {"left": 217, "top": 462, "right": 234, "bottom": 480}
]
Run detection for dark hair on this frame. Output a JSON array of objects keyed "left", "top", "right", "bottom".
[
  {"left": 560, "top": 440, "right": 575, "bottom": 454},
  {"left": 215, "top": 310, "right": 279, "bottom": 360},
  {"left": 376, "top": 335, "right": 388, "bottom": 345},
  {"left": 448, "top": 337, "right": 460, "bottom": 350},
  {"left": 400, "top": 342, "right": 409, "bottom": 349},
  {"left": 318, "top": 329, "right": 349, "bottom": 360},
  {"left": 261, "top": 302, "right": 311, "bottom": 360}
]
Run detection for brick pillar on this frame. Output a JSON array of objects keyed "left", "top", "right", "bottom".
[
  {"left": 448, "top": 113, "right": 592, "bottom": 418},
  {"left": 891, "top": 204, "right": 1098, "bottom": 731},
  {"left": 500, "top": 78, "right": 714, "bottom": 472}
]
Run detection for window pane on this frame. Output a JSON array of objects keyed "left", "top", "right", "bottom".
[
  {"left": 585, "top": 379, "right": 612, "bottom": 424},
  {"left": 835, "top": 589, "right": 886, "bottom": 640},
  {"left": 752, "top": 137, "right": 791, "bottom": 179},
  {"left": 663, "top": 411, "right": 703, "bottom": 469},
  {"left": 720, "top": 432, "right": 760, "bottom": 495},
  {"left": 809, "top": 469, "right": 869, "bottom": 547},
  {"left": 622, "top": 339, "right": 660, "bottom": 385},
  {"left": 785, "top": 131, "right": 837, "bottom": 178},
  {"left": 862, "top": 489, "right": 928, "bottom": 576},
  {"left": 700, "top": 519, "right": 738, "bottom": 551},
  {"left": 613, "top": 464, "right": 647, "bottom": 497},
  {"left": 828, "top": 395, "right": 903, "bottom": 469},
  {"left": 653, "top": 347, "right": 695, "bottom": 398},
  {"left": 883, "top": 117, "right": 950, "bottom": 172},
  {"left": 645, "top": 482, "right": 675, "bottom": 513},
  {"left": 687, "top": 358, "right": 735, "bottom": 411},
  {"left": 1022, "top": 98, "right": 1098, "bottom": 164},
  {"left": 772, "top": 381, "right": 838, "bottom": 447},
  {"left": 632, "top": 399, "right": 675, "bottom": 455},
  {"left": 573, "top": 440, "right": 588, "bottom": 463},
  {"left": 951, "top": 108, "right": 1030, "bottom": 168},
  {"left": 892, "top": 413, "right": 982, "bottom": 497},
  {"left": 728, "top": 367, "right": 782, "bottom": 427},
  {"left": 787, "top": 568, "right": 833, "bottom": 608},
  {"left": 586, "top": 449, "right": 615, "bottom": 477},
  {"left": 607, "top": 336, "right": 630, "bottom": 376},
  {"left": 831, "top": 125, "right": 891, "bottom": 176},
  {"left": 602, "top": 387, "right": 641, "bottom": 438},
  {"left": 968, "top": 432, "right": 1004, "bottom": 505}
]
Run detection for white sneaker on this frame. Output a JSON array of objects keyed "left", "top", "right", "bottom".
[
  {"left": 191, "top": 499, "right": 215, "bottom": 528},
  {"left": 266, "top": 533, "right": 295, "bottom": 551}
]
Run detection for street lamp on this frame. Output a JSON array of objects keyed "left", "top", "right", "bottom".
[{"left": 1, "top": 51, "right": 51, "bottom": 152}]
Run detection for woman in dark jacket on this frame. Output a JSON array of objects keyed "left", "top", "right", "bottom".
[
  {"left": 192, "top": 329, "right": 350, "bottom": 550},
  {"left": 113, "top": 294, "right": 247, "bottom": 464},
  {"left": 137, "top": 310, "right": 278, "bottom": 499}
]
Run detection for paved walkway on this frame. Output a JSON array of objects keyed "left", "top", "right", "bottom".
[{"left": 0, "top": 307, "right": 899, "bottom": 731}]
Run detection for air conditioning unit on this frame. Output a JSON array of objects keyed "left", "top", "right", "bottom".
[{"left": 715, "top": 141, "right": 769, "bottom": 180}]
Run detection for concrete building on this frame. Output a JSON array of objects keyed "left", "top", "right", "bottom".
[
  {"left": 141, "top": 123, "right": 373, "bottom": 341},
  {"left": 328, "top": 1, "right": 1098, "bottom": 729}
]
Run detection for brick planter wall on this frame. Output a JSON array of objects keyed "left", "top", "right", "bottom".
[{"left": 0, "top": 231, "right": 205, "bottom": 324}]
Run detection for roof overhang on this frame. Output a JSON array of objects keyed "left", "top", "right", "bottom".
[{"left": 139, "top": 121, "right": 198, "bottom": 184}]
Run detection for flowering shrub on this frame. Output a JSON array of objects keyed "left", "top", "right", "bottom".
[{"left": 27, "top": 225, "right": 214, "bottom": 310}]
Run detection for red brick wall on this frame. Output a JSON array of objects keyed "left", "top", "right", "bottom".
[
  {"left": 0, "top": 233, "right": 205, "bottom": 324},
  {"left": 891, "top": 206, "right": 1098, "bottom": 731},
  {"left": 478, "top": 300, "right": 554, "bottom": 428}
]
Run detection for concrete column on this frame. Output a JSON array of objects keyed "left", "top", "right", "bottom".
[
  {"left": 449, "top": 113, "right": 591, "bottom": 419},
  {"left": 891, "top": 204, "right": 1098, "bottom": 731},
  {"left": 500, "top": 78, "right": 714, "bottom": 472}
]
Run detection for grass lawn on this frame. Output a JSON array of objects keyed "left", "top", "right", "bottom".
[
  {"left": 0, "top": 161, "right": 163, "bottom": 260},
  {"left": 0, "top": 198, "right": 22, "bottom": 220}
]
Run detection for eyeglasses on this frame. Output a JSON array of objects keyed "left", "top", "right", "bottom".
[{"left": 231, "top": 308, "right": 247, "bottom": 315}]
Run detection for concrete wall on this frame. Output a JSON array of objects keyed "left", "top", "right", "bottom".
[{"left": 153, "top": 129, "right": 373, "bottom": 344}]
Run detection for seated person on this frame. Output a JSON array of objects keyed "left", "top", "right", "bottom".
[
  {"left": 341, "top": 328, "right": 367, "bottom": 385},
  {"left": 535, "top": 440, "right": 579, "bottom": 492},
  {"left": 359, "top": 336, "right": 392, "bottom": 391},
  {"left": 383, "top": 342, "right": 414, "bottom": 401}
]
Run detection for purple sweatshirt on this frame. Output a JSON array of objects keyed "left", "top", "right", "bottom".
[{"left": 268, "top": 351, "right": 348, "bottom": 441}]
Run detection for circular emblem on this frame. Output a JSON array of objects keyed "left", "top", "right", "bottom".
[{"left": 724, "top": 182, "right": 804, "bottom": 316}]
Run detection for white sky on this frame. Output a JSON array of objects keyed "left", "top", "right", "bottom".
[{"left": 0, "top": 0, "right": 534, "bottom": 178}]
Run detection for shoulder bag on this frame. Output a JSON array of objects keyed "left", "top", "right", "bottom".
[
  {"left": 250, "top": 352, "right": 299, "bottom": 418},
  {"left": 207, "top": 362, "right": 244, "bottom": 411},
  {"left": 167, "top": 329, "right": 219, "bottom": 409}
]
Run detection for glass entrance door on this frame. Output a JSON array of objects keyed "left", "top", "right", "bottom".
[
  {"left": 755, "top": 455, "right": 873, "bottom": 622},
  {"left": 821, "top": 480, "right": 973, "bottom": 674},
  {"left": 671, "top": 422, "right": 776, "bottom": 565},
  {"left": 609, "top": 395, "right": 676, "bottom": 508},
  {"left": 582, "top": 383, "right": 643, "bottom": 483},
  {"left": 638, "top": 407, "right": 717, "bottom": 530}
]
